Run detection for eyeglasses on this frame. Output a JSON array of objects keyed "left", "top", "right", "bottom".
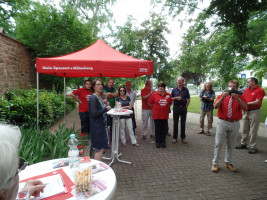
[
  {"left": 18, "top": 157, "right": 28, "bottom": 173},
  {"left": 120, "top": 90, "right": 125, "bottom": 92},
  {"left": 95, "top": 83, "right": 103, "bottom": 86},
  {"left": 6, "top": 157, "right": 28, "bottom": 186}
]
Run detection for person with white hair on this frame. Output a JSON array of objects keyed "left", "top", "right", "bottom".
[{"left": 0, "top": 124, "right": 46, "bottom": 200}]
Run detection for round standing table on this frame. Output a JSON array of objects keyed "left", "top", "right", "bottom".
[{"left": 103, "top": 109, "right": 133, "bottom": 166}]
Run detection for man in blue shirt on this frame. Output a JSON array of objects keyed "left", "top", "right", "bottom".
[{"left": 171, "top": 77, "right": 191, "bottom": 144}]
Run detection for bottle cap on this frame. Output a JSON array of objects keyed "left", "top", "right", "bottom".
[{"left": 70, "top": 134, "right": 75, "bottom": 139}]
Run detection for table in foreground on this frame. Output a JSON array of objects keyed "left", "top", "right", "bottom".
[
  {"left": 104, "top": 109, "right": 133, "bottom": 166},
  {"left": 19, "top": 159, "right": 117, "bottom": 200}
]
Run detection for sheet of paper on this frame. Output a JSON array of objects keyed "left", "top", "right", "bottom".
[{"left": 37, "top": 174, "right": 65, "bottom": 199}]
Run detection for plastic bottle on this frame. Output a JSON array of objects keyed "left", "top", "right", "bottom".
[
  {"left": 118, "top": 101, "right": 122, "bottom": 112},
  {"left": 68, "top": 134, "right": 79, "bottom": 174}
]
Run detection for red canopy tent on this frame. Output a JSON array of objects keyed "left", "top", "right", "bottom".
[
  {"left": 36, "top": 39, "right": 153, "bottom": 78},
  {"left": 35, "top": 39, "right": 154, "bottom": 129}
]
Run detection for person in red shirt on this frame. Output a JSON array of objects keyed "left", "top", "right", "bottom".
[
  {"left": 148, "top": 82, "right": 172, "bottom": 148},
  {"left": 211, "top": 80, "right": 247, "bottom": 173},
  {"left": 236, "top": 77, "right": 266, "bottom": 154},
  {"left": 70, "top": 80, "right": 92, "bottom": 136},
  {"left": 141, "top": 80, "right": 155, "bottom": 139}
]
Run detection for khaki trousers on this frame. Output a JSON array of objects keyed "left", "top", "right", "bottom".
[
  {"left": 241, "top": 109, "right": 261, "bottom": 148},
  {"left": 200, "top": 110, "right": 213, "bottom": 130},
  {"left": 142, "top": 109, "right": 155, "bottom": 136},
  {"left": 212, "top": 119, "right": 240, "bottom": 165}
]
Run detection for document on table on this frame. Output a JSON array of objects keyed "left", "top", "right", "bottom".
[{"left": 37, "top": 174, "right": 66, "bottom": 199}]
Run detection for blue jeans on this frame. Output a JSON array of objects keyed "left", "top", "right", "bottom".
[{"left": 79, "top": 112, "right": 90, "bottom": 134}]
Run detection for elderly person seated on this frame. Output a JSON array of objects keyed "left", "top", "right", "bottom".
[{"left": 0, "top": 124, "right": 46, "bottom": 200}]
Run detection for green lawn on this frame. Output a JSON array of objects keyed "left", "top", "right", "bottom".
[{"left": 188, "top": 96, "right": 267, "bottom": 123}]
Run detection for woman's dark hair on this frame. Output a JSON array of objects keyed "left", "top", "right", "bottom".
[
  {"left": 91, "top": 79, "right": 104, "bottom": 93},
  {"left": 118, "top": 86, "right": 126, "bottom": 96},
  {"left": 157, "top": 81, "right": 166, "bottom": 88}
]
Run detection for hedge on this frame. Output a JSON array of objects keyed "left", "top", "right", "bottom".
[{"left": 0, "top": 89, "right": 76, "bottom": 128}]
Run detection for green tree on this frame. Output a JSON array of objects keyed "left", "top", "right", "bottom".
[
  {"left": 15, "top": 3, "right": 93, "bottom": 57},
  {"left": 113, "top": 16, "right": 144, "bottom": 59},
  {"left": 177, "top": 13, "right": 209, "bottom": 85},
  {"left": 14, "top": 2, "right": 94, "bottom": 93},
  {"left": 245, "top": 11, "right": 267, "bottom": 80},
  {"left": 61, "top": 0, "right": 116, "bottom": 40},
  {"left": 0, "top": 0, "right": 32, "bottom": 36},
  {"left": 140, "top": 13, "right": 170, "bottom": 82},
  {"left": 206, "top": 0, "right": 267, "bottom": 35}
]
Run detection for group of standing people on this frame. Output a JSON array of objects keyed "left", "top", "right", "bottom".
[
  {"left": 211, "top": 77, "right": 265, "bottom": 172},
  {"left": 141, "top": 77, "right": 191, "bottom": 148},
  {"left": 71, "top": 76, "right": 265, "bottom": 171},
  {"left": 71, "top": 78, "right": 139, "bottom": 161}
]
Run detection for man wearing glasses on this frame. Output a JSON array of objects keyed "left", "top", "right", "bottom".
[{"left": 0, "top": 124, "right": 46, "bottom": 199}]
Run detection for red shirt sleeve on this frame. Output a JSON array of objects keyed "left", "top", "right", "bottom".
[
  {"left": 148, "top": 93, "right": 154, "bottom": 104},
  {"left": 256, "top": 89, "right": 265, "bottom": 100},
  {"left": 72, "top": 88, "right": 81, "bottom": 96},
  {"left": 215, "top": 94, "right": 222, "bottom": 104}
]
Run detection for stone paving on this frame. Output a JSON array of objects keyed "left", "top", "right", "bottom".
[{"left": 50, "top": 101, "right": 267, "bottom": 200}]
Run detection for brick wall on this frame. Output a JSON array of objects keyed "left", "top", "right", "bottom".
[{"left": 0, "top": 33, "right": 36, "bottom": 95}]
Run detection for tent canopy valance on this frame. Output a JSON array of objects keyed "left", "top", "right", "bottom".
[{"left": 36, "top": 39, "right": 153, "bottom": 78}]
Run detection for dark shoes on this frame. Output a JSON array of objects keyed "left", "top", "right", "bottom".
[
  {"left": 248, "top": 148, "right": 258, "bottom": 154},
  {"left": 156, "top": 143, "right": 166, "bottom": 148},
  {"left": 235, "top": 144, "right": 247, "bottom": 149}
]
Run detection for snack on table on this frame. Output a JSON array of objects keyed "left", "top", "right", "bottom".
[{"left": 75, "top": 167, "right": 91, "bottom": 193}]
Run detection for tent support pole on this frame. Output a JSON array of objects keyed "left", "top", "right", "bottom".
[
  {"left": 37, "top": 72, "right": 39, "bottom": 131},
  {"left": 135, "top": 78, "right": 137, "bottom": 120},
  {"left": 64, "top": 77, "right": 66, "bottom": 124}
]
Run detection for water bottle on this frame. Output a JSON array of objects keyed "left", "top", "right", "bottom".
[
  {"left": 118, "top": 101, "right": 122, "bottom": 112},
  {"left": 68, "top": 134, "right": 79, "bottom": 174}
]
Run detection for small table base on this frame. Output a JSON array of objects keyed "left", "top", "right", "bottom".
[{"left": 103, "top": 115, "right": 131, "bottom": 166}]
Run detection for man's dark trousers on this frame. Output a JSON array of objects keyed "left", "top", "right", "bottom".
[
  {"left": 173, "top": 106, "right": 187, "bottom": 140},
  {"left": 79, "top": 112, "right": 90, "bottom": 134}
]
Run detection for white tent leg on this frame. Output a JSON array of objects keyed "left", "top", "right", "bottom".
[
  {"left": 37, "top": 72, "right": 39, "bottom": 130},
  {"left": 135, "top": 78, "right": 137, "bottom": 120},
  {"left": 64, "top": 77, "right": 66, "bottom": 124}
]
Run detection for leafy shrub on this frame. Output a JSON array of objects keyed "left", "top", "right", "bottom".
[
  {"left": 263, "top": 87, "right": 267, "bottom": 96},
  {"left": 0, "top": 89, "right": 76, "bottom": 128},
  {"left": 19, "top": 124, "right": 80, "bottom": 165}
]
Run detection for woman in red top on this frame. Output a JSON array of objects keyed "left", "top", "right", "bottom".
[{"left": 148, "top": 82, "right": 172, "bottom": 148}]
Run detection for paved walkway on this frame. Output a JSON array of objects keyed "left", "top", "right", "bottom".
[{"left": 50, "top": 100, "right": 267, "bottom": 200}]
